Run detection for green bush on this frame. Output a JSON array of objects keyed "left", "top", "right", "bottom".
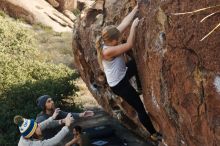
[{"left": 0, "top": 14, "right": 79, "bottom": 145}]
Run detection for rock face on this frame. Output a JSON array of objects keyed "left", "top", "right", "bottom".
[
  {"left": 77, "top": 0, "right": 95, "bottom": 11},
  {"left": 72, "top": 0, "right": 220, "bottom": 146},
  {"left": 55, "top": 0, "right": 77, "bottom": 11},
  {"left": 0, "top": 0, "right": 74, "bottom": 32},
  {"left": 46, "top": 0, "right": 77, "bottom": 12}
]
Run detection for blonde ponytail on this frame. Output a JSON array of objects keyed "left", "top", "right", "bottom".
[
  {"left": 95, "top": 25, "right": 120, "bottom": 71},
  {"left": 95, "top": 36, "right": 104, "bottom": 71}
]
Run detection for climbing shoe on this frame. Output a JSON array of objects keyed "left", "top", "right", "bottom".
[
  {"left": 150, "top": 132, "right": 163, "bottom": 142},
  {"left": 137, "top": 88, "right": 142, "bottom": 95}
]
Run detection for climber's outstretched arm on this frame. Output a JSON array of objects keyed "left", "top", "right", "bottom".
[
  {"left": 117, "top": 5, "right": 138, "bottom": 33},
  {"left": 103, "top": 18, "right": 139, "bottom": 60}
]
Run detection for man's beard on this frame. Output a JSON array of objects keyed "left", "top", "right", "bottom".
[{"left": 50, "top": 104, "right": 55, "bottom": 110}]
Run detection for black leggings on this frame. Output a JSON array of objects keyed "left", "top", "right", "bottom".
[{"left": 111, "top": 60, "right": 156, "bottom": 134}]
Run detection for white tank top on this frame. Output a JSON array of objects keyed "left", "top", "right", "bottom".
[{"left": 102, "top": 45, "right": 127, "bottom": 87}]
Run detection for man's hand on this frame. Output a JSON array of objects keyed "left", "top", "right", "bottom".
[
  {"left": 65, "top": 113, "right": 74, "bottom": 127},
  {"left": 52, "top": 108, "right": 61, "bottom": 120},
  {"left": 79, "top": 111, "right": 95, "bottom": 118}
]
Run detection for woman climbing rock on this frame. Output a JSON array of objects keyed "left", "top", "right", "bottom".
[{"left": 96, "top": 4, "right": 162, "bottom": 142}]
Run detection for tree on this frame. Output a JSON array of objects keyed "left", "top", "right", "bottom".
[{"left": 0, "top": 14, "right": 79, "bottom": 144}]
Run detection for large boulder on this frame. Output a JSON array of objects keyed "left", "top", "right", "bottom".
[
  {"left": 46, "top": 0, "right": 77, "bottom": 12},
  {"left": 47, "top": 0, "right": 95, "bottom": 12},
  {"left": 55, "top": 0, "right": 77, "bottom": 11},
  {"left": 77, "top": 0, "right": 95, "bottom": 11},
  {"left": 0, "top": 0, "right": 74, "bottom": 32},
  {"left": 72, "top": 0, "right": 220, "bottom": 145},
  {"left": 46, "top": 0, "right": 95, "bottom": 21}
]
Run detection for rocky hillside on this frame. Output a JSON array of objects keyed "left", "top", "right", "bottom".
[
  {"left": 0, "top": 0, "right": 94, "bottom": 32},
  {"left": 72, "top": 0, "right": 220, "bottom": 146}
]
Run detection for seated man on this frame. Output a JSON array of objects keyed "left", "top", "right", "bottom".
[
  {"left": 36, "top": 95, "right": 94, "bottom": 140},
  {"left": 15, "top": 109, "right": 73, "bottom": 146}
]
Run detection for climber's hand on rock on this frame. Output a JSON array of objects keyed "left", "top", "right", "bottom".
[
  {"left": 137, "top": 0, "right": 149, "bottom": 6},
  {"left": 137, "top": 0, "right": 141, "bottom": 5},
  {"left": 134, "top": 4, "right": 138, "bottom": 10},
  {"left": 132, "top": 18, "right": 139, "bottom": 28},
  {"left": 133, "top": 4, "right": 139, "bottom": 14}
]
